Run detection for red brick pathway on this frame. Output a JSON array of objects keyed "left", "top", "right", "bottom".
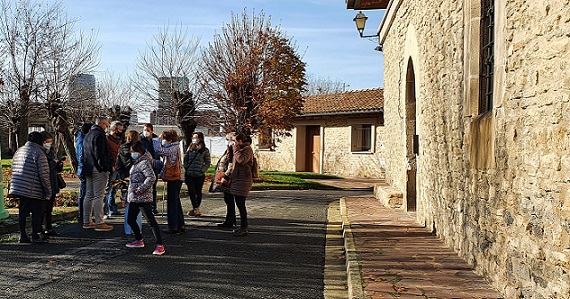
[{"left": 342, "top": 196, "right": 503, "bottom": 299}]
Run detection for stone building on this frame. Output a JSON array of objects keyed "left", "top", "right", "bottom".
[
  {"left": 256, "top": 88, "right": 385, "bottom": 178},
  {"left": 348, "top": 0, "right": 570, "bottom": 297}
]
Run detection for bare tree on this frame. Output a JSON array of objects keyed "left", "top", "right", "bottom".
[
  {"left": 199, "top": 9, "right": 306, "bottom": 137},
  {"left": 304, "top": 74, "right": 349, "bottom": 96},
  {"left": 0, "top": 0, "right": 100, "bottom": 165},
  {"left": 133, "top": 24, "right": 201, "bottom": 146},
  {"left": 97, "top": 71, "right": 146, "bottom": 131}
]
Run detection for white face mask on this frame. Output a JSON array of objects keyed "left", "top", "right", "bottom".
[
  {"left": 43, "top": 142, "right": 52, "bottom": 151},
  {"left": 192, "top": 139, "right": 199, "bottom": 145},
  {"left": 143, "top": 131, "right": 151, "bottom": 138}
]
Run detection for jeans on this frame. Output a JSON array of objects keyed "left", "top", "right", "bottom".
[
  {"left": 78, "top": 175, "right": 86, "bottom": 220},
  {"left": 104, "top": 171, "right": 119, "bottom": 215},
  {"left": 223, "top": 192, "right": 236, "bottom": 225},
  {"left": 185, "top": 175, "right": 205, "bottom": 209},
  {"left": 166, "top": 180, "right": 184, "bottom": 230},
  {"left": 84, "top": 169, "right": 109, "bottom": 225},
  {"left": 124, "top": 203, "right": 142, "bottom": 235},
  {"left": 235, "top": 195, "right": 248, "bottom": 228},
  {"left": 18, "top": 197, "right": 47, "bottom": 239},
  {"left": 127, "top": 202, "right": 162, "bottom": 245}
]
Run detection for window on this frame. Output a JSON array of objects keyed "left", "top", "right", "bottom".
[
  {"left": 479, "top": 0, "right": 494, "bottom": 114},
  {"left": 351, "top": 124, "right": 374, "bottom": 152},
  {"left": 258, "top": 128, "right": 273, "bottom": 150}
]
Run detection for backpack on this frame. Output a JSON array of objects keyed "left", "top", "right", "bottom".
[{"left": 251, "top": 155, "right": 259, "bottom": 179}]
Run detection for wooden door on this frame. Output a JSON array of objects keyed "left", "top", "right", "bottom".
[{"left": 306, "top": 126, "right": 320, "bottom": 173}]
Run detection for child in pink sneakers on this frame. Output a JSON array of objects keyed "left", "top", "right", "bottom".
[{"left": 125, "top": 142, "right": 165, "bottom": 255}]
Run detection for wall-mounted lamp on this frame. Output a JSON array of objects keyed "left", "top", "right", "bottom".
[{"left": 353, "top": 11, "right": 378, "bottom": 38}]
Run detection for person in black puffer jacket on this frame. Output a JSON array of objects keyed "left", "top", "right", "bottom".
[
  {"left": 184, "top": 132, "right": 211, "bottom": 217},
  {"left": 9, "top": 131, "right": 52, "bottom": 243}
]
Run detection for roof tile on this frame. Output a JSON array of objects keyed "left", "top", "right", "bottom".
[{"left": 301, "top": 88, "right": 384, "bottom": 115}]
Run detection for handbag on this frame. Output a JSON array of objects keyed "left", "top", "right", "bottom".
[
  {"left": 214, "top": 170, "right": 231, "bottom": 187},
  {"left": 214, "top": 171, "right": 225, "bottom": 184},
  {"left": 162, "top": 156, "right": 181, "bottom": 181},
  {"left": 57, "top": 174, "right": 66, "bottom": 189}
]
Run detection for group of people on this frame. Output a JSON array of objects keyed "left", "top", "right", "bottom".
[{"left": 9, "top": 116, "right": 256, "bottom": 255}]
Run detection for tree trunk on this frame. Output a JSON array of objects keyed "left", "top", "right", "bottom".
[
  {"left": 16, "top": 116, "right": 28, "bottom": 151},
  {"left": 180, "top": 120, "right": 197, "bottom": 149},
  {"left": 58, "top": 131, "right": 78, "bottom": 173}
]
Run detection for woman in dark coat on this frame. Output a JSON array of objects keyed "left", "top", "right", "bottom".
[
  {"left": 40, "top": 131, "right": 63, "bottom": 236},
  {"left": 184, "top": 132, "right": 211, "bottom": 217},
  {"left": 213, "top": 132, "right": 236, "bottom": 228},
  {"left": 221, "top": 133, "right": 254, "bottom": 236}
]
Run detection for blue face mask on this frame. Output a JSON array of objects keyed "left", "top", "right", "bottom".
[
  {"left": 161, "top": 140, "right": 168, "bottom": 147},
  {"left": 131, "top": 152, "right": 139, "bottom": 160}
]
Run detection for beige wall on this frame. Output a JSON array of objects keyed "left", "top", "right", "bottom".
[
  {"left": 255, "top": 115, "right": 385, "bottom": 178},
  {"left": 380, "top": 0, "right": 570, "bottom": 297}
]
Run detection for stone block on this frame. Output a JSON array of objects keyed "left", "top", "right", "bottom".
[{"left": 374, "top": 184, "right": 403, "bottom": 209}]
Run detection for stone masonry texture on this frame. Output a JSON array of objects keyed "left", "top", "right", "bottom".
[{"left": 381, "top": 0, "right": 570, "bottom": 298}]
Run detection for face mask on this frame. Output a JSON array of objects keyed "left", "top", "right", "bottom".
[
  {"left": 192, "top": 139, "right": 199, "bottom": 145},
  {"left": 143, "top": 131, "right": 151, "bottom": 138},
  {"left": 161, "top": 140, "right": 168, "bottom": 146},
  {"left": 43, "top": 142, "right": 52, "bottom": 151},
  {"left": 131, "top": 152, "right": 139, "bottom": 160},
  {"left": 229, "top": 141, "right": 235, "bottom": 146}
]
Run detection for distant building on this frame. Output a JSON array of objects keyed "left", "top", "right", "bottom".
[
  {"left": 154, "top": 77, "right": 189, "bottom": 125},
  {"left": 69, "top": 74, "right": 96, "bottom": 107}
]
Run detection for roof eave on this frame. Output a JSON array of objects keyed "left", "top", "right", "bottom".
[{"left": 298, "top": 109, "right": 384, "bottom": 117}]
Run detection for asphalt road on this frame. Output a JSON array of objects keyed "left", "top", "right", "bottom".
[{"left": 0, "top": 189, "right": 368, "bottom": 299}]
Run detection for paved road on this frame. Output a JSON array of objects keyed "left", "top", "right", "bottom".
[{"left": 0, "top": 189, "right": 368, "bottom": 299}]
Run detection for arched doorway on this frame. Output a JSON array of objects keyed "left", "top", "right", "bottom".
[{"left": 405, "top": 58, "right": 418, "bottom": 211}]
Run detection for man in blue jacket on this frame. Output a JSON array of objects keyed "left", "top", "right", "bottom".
[
  {"left": 82, "top": 117, "right": 114, "bottom": 231},
  {"left": 75, "top": 123, "right": 92, "bottom": 223}
]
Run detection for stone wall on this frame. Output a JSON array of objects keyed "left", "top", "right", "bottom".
[
  {"left": 256, "top": 115, "right": 385, "bottom": 178},
  {"left": 321, "top": 117, "right": 385, "bottom": 178},
  {"left": 381, "top": 0, "right": 570, "bottom": 297},
  {"left": 255, "top": 132, "right": 297, "bottom": 172}
]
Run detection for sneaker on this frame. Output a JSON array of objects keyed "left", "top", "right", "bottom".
[
  {"left": 152, "top": 244, "right": 165, "bottom": 255},
  {"left": 233, "top": 227, "right": 249, "bottom": 237},
  {"left": 126, "top": 240, "right": 145, "bottom": 248},
  {"left": 152, "top": 209, "right": 159, "bottom": 215},
  {"left": 44, "top": 229, "right": 60, "bottom": 236},
  {"left": 94, "top": 223, "right": 114, "bottom": 232},
  {"left": 83, "top": 222, "right": 96, "bottom": 229}
]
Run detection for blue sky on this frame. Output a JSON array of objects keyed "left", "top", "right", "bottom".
[{"left": 54, "top": 0, "right": 385, "bottom": 91}]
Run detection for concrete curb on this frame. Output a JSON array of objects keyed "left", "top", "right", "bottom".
[
  {"left": 0, "top": 210, "right": 78, "bottom": 235},
  {"left": 340, "top": 197, "right": 366, "bottom": 299}
]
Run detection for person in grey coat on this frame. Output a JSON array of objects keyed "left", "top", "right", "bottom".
[
  {"left": 184, "top": 132, "right": 211, "bottom": 217},
  {"left": 9, "top": 132, "right": 52, "bottom": 243}
]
